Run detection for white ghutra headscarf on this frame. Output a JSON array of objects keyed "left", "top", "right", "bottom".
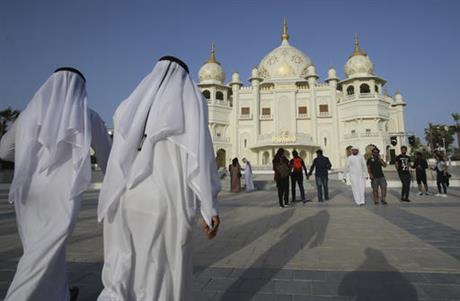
[
  {"left": 98, "top": 57, "right": 220, "bottom": 226},
  {"left": 9, "top": 70, "right": 91, "bottom": 203}
]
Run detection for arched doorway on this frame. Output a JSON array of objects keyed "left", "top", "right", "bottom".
[{"left": 216, "top": 149, "right": 226, "bottom": 168}]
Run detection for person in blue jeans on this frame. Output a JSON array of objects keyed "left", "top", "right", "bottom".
[{"left": 308, "top": 149, "right": 332, "bottom": 202}]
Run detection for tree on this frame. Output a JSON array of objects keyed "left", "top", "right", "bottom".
[
  {"left": 0, "top": 107, "right": 20, "bottom": 137},
  {"left": 409, "top": 136, "right": 432, "bottom": 158},
  {"left": 424, "top": 123, "right": 455, "bottom": 153},
  {"left": 451, "top": 113, "right": 460, "bottom": 150}
]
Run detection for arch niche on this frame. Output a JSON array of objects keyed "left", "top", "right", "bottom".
[{"left": 216, "top": 149, "right": 226, "bottom": 168}]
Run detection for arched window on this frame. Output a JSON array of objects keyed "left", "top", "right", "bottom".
[
  {"left": 202, "top": 90, "right": 211, "bottom": 99},
  {"left": 244, "top": 139, "right": 247, "bottom": 148},
  {"left": 216, "top": 91, "right": 224, "bottom": 100},
  {"left": 346, "top": 86, "right": 354, "bottom": 95},
  {"left": 324, "top": 137, "right": 327, "bottom": 146},
  {"left": 374, "top": 85, "right": 379, "bottom": 93},
  {"left": 262, "top": 151, "right": 270, "bottom": 165},
  {"left": 360, "top": 83, "right": 370, "bottom": 94}
]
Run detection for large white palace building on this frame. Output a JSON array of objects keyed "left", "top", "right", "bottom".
[{"left": 198, "top": 19, "right": 407, "bottom": 168}]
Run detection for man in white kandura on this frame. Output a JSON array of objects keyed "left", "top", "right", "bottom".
[
  {"left": 0, "top": 67, "right": 112, "bottom": 301},
  {"left": 242, "top": 158, "right": 255, "bottom": 192},
  {"left": 97, "top": 56, "right": 221, "bottom": 301},
  {"left": 344, "top": 146, "right": 367, "bottom": 206}
]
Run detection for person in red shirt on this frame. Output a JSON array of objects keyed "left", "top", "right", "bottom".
[{"left": 290, "top": 150, "right": 311, "bottom": 204}]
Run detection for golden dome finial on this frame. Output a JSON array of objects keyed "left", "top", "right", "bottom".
[
  {"left": 281, "top": 17, "right": 289, "bottom": 41},
  {"left": 352, "top": 33, "right": 366, "bottom": 56},
  {"left": 354, "top": 33, "right": 360, "bottom": 55},
  {"left": 207, "top": 42, "right": 218, "bottom": 64}
]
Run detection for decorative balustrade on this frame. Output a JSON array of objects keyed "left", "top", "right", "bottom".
[
  {"left": 239, "top": 113, "right": 253, "bottom": 120},
  {"left": 360, "top": 132, "right": 380, "bottom": 137},
  {"left": 240, "top": 86, "right": 253, "bottom": 91},
  {"left": 344, "top": 132, "right": 383, "bottom": 139},
  {"left": 318, "top": 111, "right": 331, "bottom": 117},
  {"left": 260, "top": 114, "right": 273, "bottom": 120},
  {"left": 359, "top": 92, "right": 374, "bottom": 98},
  {"left": 296, "top": 113, "right": 309, "bottom": 119}
]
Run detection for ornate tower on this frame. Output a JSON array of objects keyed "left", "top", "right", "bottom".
[{"left": 197, "top": 43, "right": 232, "bottom": 168}]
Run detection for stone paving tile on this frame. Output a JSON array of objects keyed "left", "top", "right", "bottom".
[{"left": 1, "top": 181, "right": 460, "bottom": 300}]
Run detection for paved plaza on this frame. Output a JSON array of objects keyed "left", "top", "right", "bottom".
[{"left": 1, "top": 179, "right": 460, "bottom": 300}]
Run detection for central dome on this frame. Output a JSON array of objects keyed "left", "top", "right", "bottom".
[{"left": 258, "top": 19, "right": 312, "bottom": 80}]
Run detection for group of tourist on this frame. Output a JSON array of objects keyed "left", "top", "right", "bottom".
[
  {"left": 345, "top": 145, "right": 451, "bottom": 207},
  {"left": 228, "top": 157, "right": 255, "bottom": 192},
  {"left": 234, "top": 144, "right": 451, "bottom": 208},
  {"left": 272, "top": 148, "right": 332, "bottom": 207},
  {"left": 0, "top": 57, "right": 221, "bottom": 301}
]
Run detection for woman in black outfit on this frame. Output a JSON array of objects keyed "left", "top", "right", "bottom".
[{"left": 273, "top": 148, "right": 291, "bottom": 207}]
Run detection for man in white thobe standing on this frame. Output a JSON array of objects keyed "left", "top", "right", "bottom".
[
  {"left": 97, "top": 56, "right": 221, "bottom": 301},
  {"left": 0, "top": 67, "right": 112, "bottom": 301},
  {"left": 344, "top": 146, "right": 367, "bottom": 206}
]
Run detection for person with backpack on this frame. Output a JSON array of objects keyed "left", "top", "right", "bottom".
[
  {"left": 308, "top": 149, "right": 332, "bottom": 202},
  {"left": 273, "top": 148, "right": 291, "bottom": 207},
  {"left": 290, "top": 150, "right": 310, "bottom": 204}
]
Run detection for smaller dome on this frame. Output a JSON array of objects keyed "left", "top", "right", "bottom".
[
  {"left": 231, "top": 71, "right": 242, "bottom": 85},
  {"left": 198, "top": 43, "right": 225, "bottom": 84},
  {"left": 251, "top": 67, "right": 259, "bottom": 78},
  {"left": 394, "top": 90, "right": 404, "bottom": 102},
  {"left": 306, "top": 65, "right": 318, "bottom": 78},
  {"left": 327, "top": 67, "right": 337, "bottom": 79},
  {"left": 344, "top": 34, "right": 374, "bottom": 78}
]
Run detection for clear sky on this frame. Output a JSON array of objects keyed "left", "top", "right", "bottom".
[{"left": 1, "top": 0, "right": 459, "bottom": 141}]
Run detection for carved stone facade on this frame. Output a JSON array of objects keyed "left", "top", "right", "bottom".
[{"left": 198, "top": 22, "right": 407, "bottom": 168}]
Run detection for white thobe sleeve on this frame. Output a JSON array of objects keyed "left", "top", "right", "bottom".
[
  {"left": 90, "top": 110, "right": 112, "bottom": 174},
  {"left": 344, "top": 157, "right": 350, "bottom": 176},
  {"left": 0, "top": 121, "right": 17, "bottom": 162},
  {"left": 361, "top": 156, "right": 368, "bottom": 177}
]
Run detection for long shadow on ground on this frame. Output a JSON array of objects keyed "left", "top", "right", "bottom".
[
  {"left": 338, "top": 248, "right": 418, "bottom": 301},
  {"left": 219, "top": 210, "right": 329, "bottom": 300}
]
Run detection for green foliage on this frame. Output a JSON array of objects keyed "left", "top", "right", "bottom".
[
  {"left": 451, "top": 112, "right": 460, "bottom": 150},
  {"left": 409, "top": 136, "right": 432, "bottom": 158},
  {"left": 0, "top": 107, "right": 20, "bottom": 137},
  {"left": 424, "top": 123, "right": 455, "bottom": 153}
]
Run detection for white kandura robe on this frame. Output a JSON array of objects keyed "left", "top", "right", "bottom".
[
  {"left": 244, "top": 162, "right": 255, "bottom": 192},
  {"left": 0, "top": 72, "right": 112, "bottom": 301},
  {"left": 97, "top": 59, "right": 220, "bottom": 301},
  {"left": 345, "top": 154, "right": 367, "bottom": 205}
]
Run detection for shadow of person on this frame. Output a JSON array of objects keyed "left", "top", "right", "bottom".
[
  {"left": 338, "top": 248, "right": 418, "bottom": 301},
  {"left": 194, "top": 208, "right": 295, "bottom": 274},
  {"left": 220, "top": 210, "right": 330, "bottom": 301}
]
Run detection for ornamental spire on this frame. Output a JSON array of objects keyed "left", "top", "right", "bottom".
[
  {"left": 281, "top": 17, "right": 289, "bottom": 41},
  {"left": 352, "top": 33, "right": 366, "bottom": 56},
  {"left": 207, "top": 42, "right": 218, "bottom": 64}
]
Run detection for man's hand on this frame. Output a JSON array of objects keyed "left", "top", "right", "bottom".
[{"left": 202, "top": 215, "right": 220, "bottom": 240}]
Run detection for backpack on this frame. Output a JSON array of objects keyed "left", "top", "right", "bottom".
[
  {"left": 276, "top": 161, "right": 291, "bottom": 179},
  {"left": 292, "top": 157, "right": 303, "bottom": 172}
]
